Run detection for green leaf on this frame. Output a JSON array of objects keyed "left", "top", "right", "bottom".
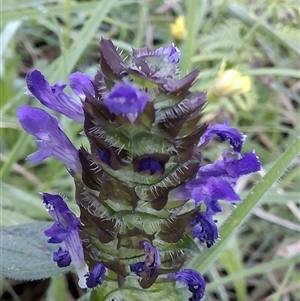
[
  {"left": 0, "top": 208, "right": 35, "bottom": 227},
  {"left": 0, "top": 222, "right": 73, "bottom": 280},
  {"left": 1, "top": 181, "right": 49, "bottom": 223}
]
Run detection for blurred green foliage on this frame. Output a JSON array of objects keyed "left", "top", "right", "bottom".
[{"left": 1, "top": 0, "right": 299, "bottom": 300}]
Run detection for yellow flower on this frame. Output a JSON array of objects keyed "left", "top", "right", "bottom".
[
  {"left": 211, "top": 64, "right": 251, "bottom": 98},
  {"left": 170, "top": 16, "right": 187, "bottom": 42}
]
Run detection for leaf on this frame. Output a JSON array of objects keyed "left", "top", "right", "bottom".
[
  {"left": 218, "top": 236, "right": 247, "bottom": 301},
  {"left": 0, "top": 208, "right": 35, "bottom": 227},
  {"left": 0, "top": 222, "right": 73, "bottom": 281},
  {"left": 1, "top": 181, "right": 49, "bottom": 222}
]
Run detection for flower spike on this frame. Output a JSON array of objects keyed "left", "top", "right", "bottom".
[{"left": 18, "top": 39, "right": 261, "bottom": 299}]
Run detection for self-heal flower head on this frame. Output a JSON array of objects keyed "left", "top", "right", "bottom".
[
  {"left": 17, "top": 106, "right": 81, "bottom": 173},
  {"left": 130, "top": 241, "right": 161, "bottom": 278},
  {"left": 26, "top": 70, "right": 91, "bottom": 123},
  {"left": 18, "top": 39, "right": 262, "bottom": 299},
  {"left": 85, "top": 263, "right": 106, "bottom": 289},
  {"left": 42, "top": 193, "right": 87, "bottom": 288},
  {"left": 169, "top": 269, "right": 206, "bottom": 301},
  {"left": 103, "top": 83, "right": 150, "bottom": 123}
]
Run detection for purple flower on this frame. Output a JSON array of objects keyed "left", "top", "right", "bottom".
[
  {"left": 198, "top": 152, "right": 261, "bottom": 182},
  {"left": 138, "top": 157, "right": 164, "bottom": 175},
  {"left": 191, "top": 210, "right": 218, "bottom": 248},
  {"left": 169, "top": 269, "right": 206, "bottom": 301},
  {"left": 42, "top": 193, "right": 87, "bottom": 288},
  {"left": 69, "top": 71, "right": 95, "bottom": 100},
  {"left": 85, "top": 263, "right": 106, "bottom": 288},
  {"left": 130, "top": 241, "right": 161, "bottom": 278},
  {"left": 103, "top": 83, "right": 150, "bottom": 122},
  {"left": 154, "top": 44, "right": 180, "bottom": 64},
  {"left": 53, "top": 247, "right": 71, "bottom": 267},
  {"left": 26, "top": 70, "right": 85, "bottom": 123},
  {"left": 198, "top": 120, "right": 246, "bottom": 153},
  {"left": 17, "top": 106, "right": 81, "bottom": 173},
  {"left": 169, "top": 151, "right": 261, "bottom": 213},
  {"left": 169, "top": 176, "right": 240, "bottom": 213}
]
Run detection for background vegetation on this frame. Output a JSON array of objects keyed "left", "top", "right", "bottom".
[{"left": 1, "top": 0, "right": 299, "bottom": 300}]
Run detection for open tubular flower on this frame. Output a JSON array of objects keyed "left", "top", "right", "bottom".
[
  {"left": 17, "top": 106, "right": 81, "bottom": 173},
  {"left": 18, "top": 39, "right": 261, "bottom": 300},
  {"left": 42, "top": 193, "right": 88, "bottom": 288}
]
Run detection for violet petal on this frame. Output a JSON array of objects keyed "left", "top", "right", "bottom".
[
  {"left": 103, "top": 83, "right": 149, "bottom": 119},
  {"left": 85, "top": 263, "right": 106, "bottom": 288},
  {"left": 69, "top": 72, "right": 94, "bottom": 100},
  {"left": 169, "top": 269, "right": 206, "bottom": 301},
  {"left": 198, "top": 121, "right": 245, "bottom": 153},
  {"left": 17, "top": 106, "right": 81, "bottom": 173},
  {"left": 26, "top": 69, "right": 84, "bottom": 123}
]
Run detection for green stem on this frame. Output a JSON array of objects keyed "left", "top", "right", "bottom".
[
  {"left": 187, "top": 136, "right": 300, "bottom": 272},
  {"left": 64, "top": 0, "right": 71, "bottom": 49},
  {"left": 271, "top": 263, "right": 295, "bottom": 301},
  {"left": 180, "top": 0, "right": 197, "bottom": 72},
  {"left": 134, "top": 0, "right": 146, "bottom": 48}
]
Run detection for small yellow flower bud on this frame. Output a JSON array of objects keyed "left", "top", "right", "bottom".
[
  {"left": 170, "top": 16, "right": 187, "bottom": 42},
  {"left": 211, "top": 69, "right": 251, "bottom": 98}
]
